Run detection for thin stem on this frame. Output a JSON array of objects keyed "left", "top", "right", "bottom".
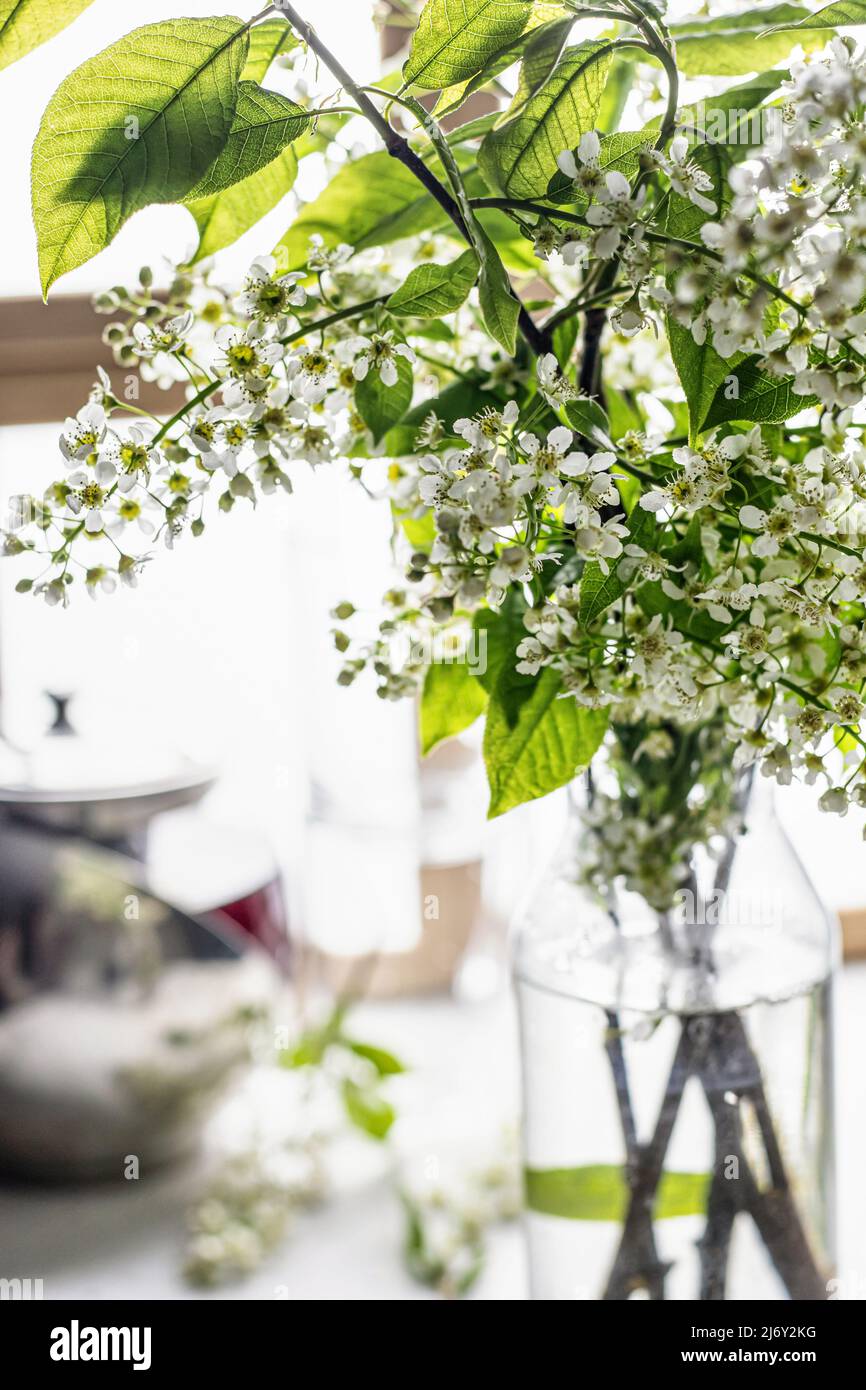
[
  {"left": 151, "top": 297, "right": 390, "bottom": 445},
  {"left": 470, "top": 198, "right": 806, "bottom": 315},
  {"left": 277, "top": 2, "right": 549, "bottom": 356}
]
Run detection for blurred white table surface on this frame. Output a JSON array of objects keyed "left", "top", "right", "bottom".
[{"left": 1, "top": 966, "right": 864, "bottom": 1302}]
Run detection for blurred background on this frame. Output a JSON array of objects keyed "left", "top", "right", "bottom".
[{"left": 0, "top": 0, "right": 864, "bottom": 1301}]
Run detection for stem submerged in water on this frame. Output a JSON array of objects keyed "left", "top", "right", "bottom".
[{"left": 600, "top": 947, "right": 829, "bottom": 1301}]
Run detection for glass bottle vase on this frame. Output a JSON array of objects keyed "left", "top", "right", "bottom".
[{"left": 514, "top": 777, "right": 837, "bottom": 1301}]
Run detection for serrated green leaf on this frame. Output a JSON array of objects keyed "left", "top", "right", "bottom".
[
  {"left": 404, "top": 0, "right": 534, "bottom": 91},
  {"left": 0, "top": 0, "right": 93, "bottom": 71},
  {"left": 387, "top": 249, "right": 478, "bottom": 318},
  {"left": 342, "top": 1079, "right": 395, "bottom": 1141},
  {"left": 241, "top": 15, "right": 298, "bottom": 81},
  {"left": 579, "top": 504, "right": 657, "bottom": 623},
  {"left": 525, "top": 1165, "right": 709, "bottom": 1220},
  {"left": 764, "top": 0, "right": 865, "bottom": 29},
  {"left": 356, "top": 354, "right": 415, "bottom": 444},
  {"left": 188, "top": 145, "right": 298, "bottom": 263},
  {"left": 184, "top": 81, "right": 309, "bottom": 201},
  {"left": 484, "top": 667, "right": 609, "bottom": 817},
  {"left": 702, "top": 356, "right": 818, "bottom": 428},
  {"left": 669, "top": 319, "right": 741, "bottom": 442},
  {"left": 672, "top": 5, "right": 827, "bottom": 76},
  {"left": 434, "top": 7, "right": 568, "bottom": 117},
  {"left": 421, "top": 659, "right": 488, "bottom": 754},
  {"left": 479, "top": 38, "right": 612, "bottom": 198},
  {"left": 32, "top": 16, "right": 249, "bottom": 296}
]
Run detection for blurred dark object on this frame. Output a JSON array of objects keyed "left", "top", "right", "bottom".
[
  {"left": 0, "top": 824, "right": 277, "bottom": 1180},
  {"left": 0, "top": 691, "right": 215, "bottom": 854},
  {"left": 0, "top": 694, "right": 290, "bottom": 966}
]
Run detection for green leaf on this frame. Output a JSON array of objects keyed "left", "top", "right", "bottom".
[
  {"left": 420, "top": 660, "right": 488, "bottom": 754},
  {"left": 473, "top": 593, "right": 530, "bottom": 695},
  {"left": 579, "top": 504, "right": 657, "bottom": 624},
  {"left": 404, "top": 0, "right": 534, "bottom": 91},
  {"left": 565, "top": 395, "right": 612, "bottom": 447},
  {"left": 476, "top": 227, "right": 520, "bottom": 353},
  {"left": 764, "top": 0, "right": 866, "bottom": 29},
  {"left": 478, "top": 39, "right": 613, "bottom": 199},
  {"left": 672, "top": 6, "right": 828, "bottom": 76},
  {"left": 484, "top": 668, "right": 609, "bottom": 817},
  {"left": 387, "top": 249, "right": 478, "bottom": 318},
  {"left": 702, "top": 356, "right": 818, "bottom": 428},
  {"left": 506, "top": 14, "right": 574, "bottom": 115},
  {"left": 184, "top": 81, "right": 309, "bottom": 201},
  {"left": 342, "top": 1079, "right": 395, "bottom": 1141},
  {"left": 355, "top": 354, "right": 415, "bottom": 444},
  {"left": 552, "top": 315, "right": 579, "bottom": 369},
  {"left": 664, "top": 143, "right": 743, "bottom": 438},
  {"left": 273, "top": 152, "right": 446, "bottom": 271},
  {"left": 596, "top": 51, "right": 635, "bottom": 134},
  {"left": 32, "top": 16, "right": 249, "bottom": 296},
  {"left": 279, "top": 1032, "right": 325, "bottom": 1068},
  {"left": 525, "top": 1165, "right": 709, "bottom": 1220},
  {"left": 188, "top": 146, "right": 298, "bottom": 263},
  {"left": 668, "top": 319, "right": 739, "bottom": 443},
  {"left": 345, "top": 1041, "right": 406, "bottom": 1076},
  {"left": 384, "top": 372, "right": 501, "bottom": 455},
  {"left": 241, "top": 15, "right": 298, "bottom": 81},
  {"left": 0, "top": 0, "right": 93, "bottom": 71},
  {"left": 434, "top": 7, "right": 568, "bottom": 117}
]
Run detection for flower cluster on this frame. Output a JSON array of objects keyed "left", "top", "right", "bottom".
[{"left": 8, "top": 33, "right": 866, "bottom": 840}]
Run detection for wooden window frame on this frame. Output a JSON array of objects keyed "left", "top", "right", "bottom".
[{"left": 0, "top": 296, "right": 186, "bottom": 426}]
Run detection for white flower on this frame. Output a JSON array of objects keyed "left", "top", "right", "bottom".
[
  {"left": 453, "top": 402, "right": 518, "bottom": 452},
  {"left": 556, "top": 132, "right": 604, "bottom": 199},
  {"left": 97, "top": 422, "right": 161, "bottom": 492},
  {"left": 653, "top": 136, "right": 717, "bottom": 215},
  {"left": 306, "top": 234, "right": 354, "bottom": 274},
  {"left": 819, "top": 786, "right": 849, "bottom": 815},
  {"left": 551, "top": 448, "right": 618, "bottom": 525},
  {"left": 536, "top": 353, "right": 576, "bottom": 408},
  {"left": 585, "top": 171, "right": 642, "bottom": 258},
  {"left": 215, "top": 326, "right": 283, "bottom": 390},
  {"left": 66, "top": 473, "right": 109, "bottom": 532},
  {"left": 132, "top": 310, "right": 195, "bottom": 358},
  {"left": 515, "top": 636, "right": 547, "bottom": 676},
  {"left": 574, "top": 517, "right": 628, "bottom": 573},
  {"left": 352, "top": 333, "right": 416, "bottom": 387},
  {"left": 60, "top": 403, "right": 106, "bottom": 462},
  {"left": 739, "top": 497, "right": 806, "bottom": 558},
  {"left": 285, "top": 347, "right": 339, "bottom": 404},
  {"left": 237, "top": 255, "right": 306, "bottom": 324}
]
